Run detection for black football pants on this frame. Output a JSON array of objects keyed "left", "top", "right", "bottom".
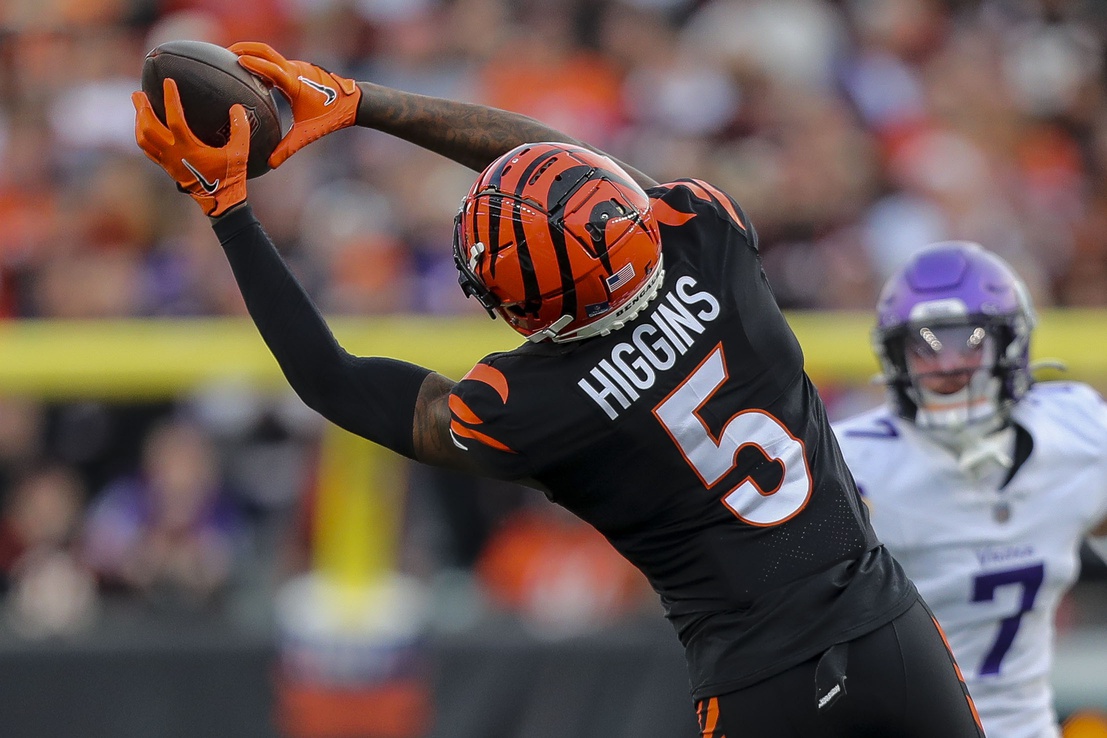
[{"left": 696, "top": 599, "right": 986, "bottom": 737}]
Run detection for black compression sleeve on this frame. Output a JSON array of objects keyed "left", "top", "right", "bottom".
[{"left": 212, "top": 205, "right": 431, "bottom": 458}]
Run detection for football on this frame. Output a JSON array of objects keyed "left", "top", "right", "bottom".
[{"left": 141, "top": 40, "right": 281, "bottom": 179}]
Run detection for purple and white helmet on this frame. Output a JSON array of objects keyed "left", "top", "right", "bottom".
[{"left": 874, "top": 241, "right": 1036, "bottom": 433}]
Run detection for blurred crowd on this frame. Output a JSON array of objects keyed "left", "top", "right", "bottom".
[{"left": 1, "top": 0, "right": 1107, "bottom": 641}]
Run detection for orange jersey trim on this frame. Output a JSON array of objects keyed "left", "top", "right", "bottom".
[
  {"left": 448, "top": 394, "right": 483, "bottom": 425},
  {"left": 932, "top": 616, "right": 985, "bottom": 731},
  {"left": 650, "top": 197, "right": 697, "bottom": 227},
  {"left": 682, "top": 179, "right": 746, "bottom": 231},
  {"left": 697, "top": 697, "right": 722, "bottom": 738},
  {"left": 461, "top": 363, "right": 509, "bottom": 403},
  {"left": 449, "top": 420, "right": 516, "bottom": 453},
  {"left": 453, "top": 364, "right": 515, "bottom": 454}
]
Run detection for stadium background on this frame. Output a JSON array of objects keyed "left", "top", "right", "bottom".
[{"left": 1, "top": 0, "right": 1107, "bottom": 736}]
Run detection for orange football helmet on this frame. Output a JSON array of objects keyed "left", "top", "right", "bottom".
[{"left": 452, "top": 142, "right": 664, "bottom": 343}]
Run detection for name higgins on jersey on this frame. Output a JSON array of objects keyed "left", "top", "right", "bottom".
[{"left": 578, "top": 275, "right": 721, "bottom": 420}]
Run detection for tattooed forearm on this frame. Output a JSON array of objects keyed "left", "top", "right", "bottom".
[
  {"left": 356, "top": 82, "right": 583, "bottom": 172},
  {"left": 411, "top": 372, "right": 469, "bottom": 466},
  {"left": 354, "top": 82, "right": 658, "bottom": 187},
  {"left": 410, "top": 372, "right": 549, "bottom": 492}
]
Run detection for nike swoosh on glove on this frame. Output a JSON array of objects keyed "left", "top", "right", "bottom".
[
  {"left": 230, "top": 41, "right": 361, "bottom": 168},
  {"left": 133, "top": 78, "right": 249, "bottom": 217}
]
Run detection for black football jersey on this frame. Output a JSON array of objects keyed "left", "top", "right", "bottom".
[{"left": 449, "top": 179, "right": 916, "bottom": 698}]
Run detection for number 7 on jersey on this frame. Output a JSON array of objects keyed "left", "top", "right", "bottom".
[{"left": 653, "top": 344, "right": 813, "bottom": 526}]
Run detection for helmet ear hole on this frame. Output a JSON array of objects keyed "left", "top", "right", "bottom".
[{"left": 504, "top": 303, "right": 538, "bottom": 318}]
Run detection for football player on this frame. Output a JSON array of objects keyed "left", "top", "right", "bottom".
[
  {"left": 834, "top": 242, "right": 1107, "bottom": 738},
  {"left": 131, "top": 43, "right": 986, "bottom": 737}
]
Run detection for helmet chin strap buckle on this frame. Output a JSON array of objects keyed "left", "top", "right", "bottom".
[
  {"left": 955, "top": 426, "right": 1014, "bottom": 477},
  {"left": 527, "top": 314, "right": 574, "bottom": 343}
]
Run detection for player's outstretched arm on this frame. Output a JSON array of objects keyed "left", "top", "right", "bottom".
[
  {"left": 134, "top": 62, "right": 515, "bottom": 478},
  {"left": 211, "top": 205, "right": 498, "bottom": 477},
  {"left": 410, "top": 372, "right": 482, "bottom": 470},
  {"left": 229, "top": 41, "right": 656, "bottom": 189},
  {"left": 352, "top": 83, "right": 658, "bottom": 189},
  {"left": 212, "top": 203, "right": 464, "bottom": 465}
]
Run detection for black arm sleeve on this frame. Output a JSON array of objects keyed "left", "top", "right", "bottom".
[{"left": 212, "top": 205, "right": 431, "bottom": 458}]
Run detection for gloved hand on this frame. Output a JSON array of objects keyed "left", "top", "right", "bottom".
[
  {"left": 229, "top": 42, "right": 361, "bottom": 168},
  {"left": 133, "top": 78, "right": 250, "bottom": 217}
]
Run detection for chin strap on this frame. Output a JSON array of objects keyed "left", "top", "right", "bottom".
[
  {"left": 925, "top": 424, "right": 1014, "bottom": 480},
  {"left": 955, "top": 426, "right": 1015, "bottom": 478},
  {"left": 1087, "top": 534, "right": 1107, "bottom": 564},
  {"left": 526, "top": 314, "right": 574, "bottom": 343}
]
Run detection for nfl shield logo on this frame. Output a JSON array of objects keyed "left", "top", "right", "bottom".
[{"left": 585, "top": 301, "right": 610, "bottom": 318}]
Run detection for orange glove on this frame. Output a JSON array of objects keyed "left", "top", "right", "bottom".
[
  {"left": 133, "top": 78, "right": 249, "bottom": 217},
  {"left": 230, "top": 42, "right": 361, "bottom": 169}
]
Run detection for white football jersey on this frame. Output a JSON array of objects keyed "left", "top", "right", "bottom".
[{"left": 833, "top": 381, "right": 1107, "bottom": 738}]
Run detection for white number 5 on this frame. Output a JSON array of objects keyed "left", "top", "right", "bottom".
[{"left": 653, "top": 344, "right": 812, "bottom": 526}]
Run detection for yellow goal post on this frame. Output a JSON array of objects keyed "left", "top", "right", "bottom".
[
  {"left": 0, "top": 311, "right": 1103, "bottom": 398},
  {"left": 3, "top": 311, "right": 1102, "bottom": 597}
]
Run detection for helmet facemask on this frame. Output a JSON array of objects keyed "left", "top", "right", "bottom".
[
  {"left": 878, "top": 313, "right": 1032, "bottom": 446},
  {"left": 898, "top": 322, "right": 1004, "bottom": 437}
]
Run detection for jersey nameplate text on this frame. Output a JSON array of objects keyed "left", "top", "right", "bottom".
[{"left": 577, "top": 275, "right": 721, "bottom": 420}]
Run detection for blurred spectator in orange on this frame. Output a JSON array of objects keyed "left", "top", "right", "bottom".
[
  {"left": 158, "top": 0, "right": 292, "bottom": 49},
  {"left": 1063, "top": 710, "right": 1107, "bottom": 738},
  {"left": 474, "top": 0, "right": 626, "bottom": 147},
  {"left": 82, "top": 416, "right": 244, "bottom": 609},
  {"left": 476, "top": 503, "right": 654, "bottom": 636}
]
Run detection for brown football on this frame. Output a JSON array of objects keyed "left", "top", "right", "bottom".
[{"left": 141, "top": 40, "right": 281, "bottom": 179}]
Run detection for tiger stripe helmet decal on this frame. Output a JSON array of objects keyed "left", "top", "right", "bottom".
[{"left": 452, "top": 142, "right": 664, "bottom": 343}]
